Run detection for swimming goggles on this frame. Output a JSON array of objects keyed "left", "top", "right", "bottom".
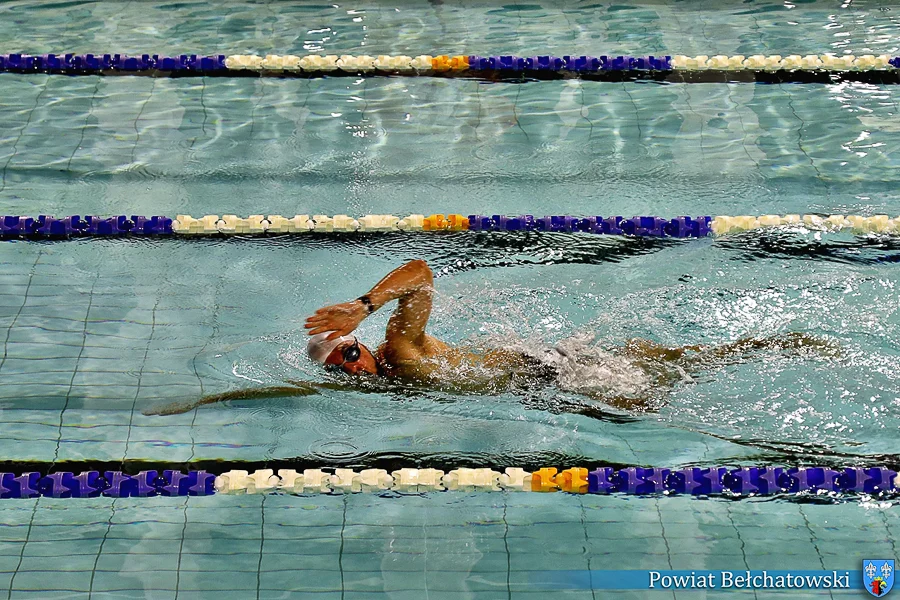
[{"left": 325, "top": 337, "right": 361, "bottom": 372}]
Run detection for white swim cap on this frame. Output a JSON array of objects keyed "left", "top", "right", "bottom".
[{"left": 307, "top": 331, "right": 355, "bottom": 364}]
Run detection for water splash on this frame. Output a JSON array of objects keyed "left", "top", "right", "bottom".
[{"left": 481, "top": 330, "right": 666, "bottom": 402}]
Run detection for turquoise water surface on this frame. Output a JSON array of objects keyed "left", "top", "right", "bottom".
[{"left": 0, "top": 0, "right": 899, "bottom": 598}]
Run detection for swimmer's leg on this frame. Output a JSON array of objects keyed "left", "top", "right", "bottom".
[
  {"left": 520, "top": 392, "right": 652, "bottom": 421},
  {"left": 584, "top": 395, "right": 654, "bottom": 412},
  {"left": 624, "top": 333, "right": 839, "bottom": 371},
  {"left": 622, "top": 339, "right": 696, "bottom": 362},
  {"left": 143, "top": 382, "right": 319, "bottom": 416},
  {"left": 687, "top": 332, "right": 839, "bottom": 368}
]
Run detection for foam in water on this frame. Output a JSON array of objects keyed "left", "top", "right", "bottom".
[{"left": 488, "top": 331, "right": 666, "bottom": 401}]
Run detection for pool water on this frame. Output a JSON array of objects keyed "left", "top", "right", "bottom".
[{"left": 0, "top": 0, "right": 899, "bottom": 598}]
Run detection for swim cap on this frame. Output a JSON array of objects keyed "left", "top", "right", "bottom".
[{"left": 307, "top": 331, "right": 355, "bottom": 364}]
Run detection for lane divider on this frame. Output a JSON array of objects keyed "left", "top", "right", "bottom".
[
  {"left": 1, "top": 466, "right": 896, "bottom": 498},
  {"left": 672, "top": 54, "right": 897, "bottom": 71},
  {"left": 3, "top": 214, "right": 900, "bottom": 239},
  {"left": 1, "top": 53, "right": 900, "bottom": 81}
]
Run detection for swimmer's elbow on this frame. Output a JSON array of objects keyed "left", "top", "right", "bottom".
[{"left": 408, "top": 259, "right": 433, "bottom": 282}]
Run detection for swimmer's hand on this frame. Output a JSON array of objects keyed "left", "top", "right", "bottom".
[{"left": 304, "top": 300, "right": 369, "bottom": 340}]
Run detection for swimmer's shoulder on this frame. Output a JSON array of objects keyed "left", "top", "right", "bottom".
[{"left": 377, "top": 335, "right": 451, "bottom": 367}]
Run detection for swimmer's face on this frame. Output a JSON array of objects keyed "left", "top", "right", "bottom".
[{"left": 325, "top": 340, "right": 378, "bottom": 376}]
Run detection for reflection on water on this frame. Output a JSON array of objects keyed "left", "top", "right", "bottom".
[{"left": 4, "top": 76, "right": 900, "bottom": 220}]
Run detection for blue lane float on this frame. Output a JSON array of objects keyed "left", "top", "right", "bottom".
[
  {"left": 1, "top": 470, "right": 216, "bottom": 499},
  {"left": 467, "top": 215, "right": 712, "bottom": 237},
  {"left": 0, "top": 53, "right": 226, "bottom": 74},
  {"left": 588, "top": 466, "right": 898, "bottom": 495},
  {"left": 465, "top": 55, "right": 672, "bottom": 72},
  {"left": 0, "top": 215, "right": 172, "bottom": 237},
  {"left": 0, "top": 466, "right": 896, "bottom": 498}
]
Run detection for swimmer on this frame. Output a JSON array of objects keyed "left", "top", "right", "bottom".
[{"left": 145, "top": 259, "right": 837, "bottom": 416}]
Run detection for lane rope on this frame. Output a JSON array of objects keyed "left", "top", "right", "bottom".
[
  {"left": 2, "top": 214, "right": 900, "bottom": 238},
  {"left": 1, "top": 53, "right": 899, "bottom": 82},
  {"left": 0, "top": 466, "right": 896, "bottom": 498}
]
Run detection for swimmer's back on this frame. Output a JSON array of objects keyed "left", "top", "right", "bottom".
[{"left": 376, "top": 339, "right": 555, "bottom": 392}]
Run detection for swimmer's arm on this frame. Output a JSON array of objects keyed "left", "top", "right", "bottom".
[
  {"left": 305, "top": 259, "right": 434, "bottom": 346},
  {"left": 142, "top": 381, "right": 323, "bottom": 416},
  {"left": 380, "top": 259, "right": 433, "bottom": 347}
]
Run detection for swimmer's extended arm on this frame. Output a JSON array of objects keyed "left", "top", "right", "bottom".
[
  {"left": 305, "top": 259, "right": 434, "bottom": 346},
  {"left": 143, "top": 377, "right": 392, "bottom": 416},
  {"left": 141, "top": 382, "right": 321, "bottom": 416}
]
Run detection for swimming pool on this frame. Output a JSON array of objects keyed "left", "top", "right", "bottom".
[{"left": 1, "top": 0, "right": 899, "bottom": 598}]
